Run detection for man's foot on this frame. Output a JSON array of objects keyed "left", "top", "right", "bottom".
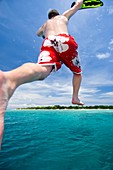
[
  {"left": 0, "top": 71, "right": 9, "bottom": 148},
  {"left": 72, "top": 97, "right": 84, "bottom": 106}
]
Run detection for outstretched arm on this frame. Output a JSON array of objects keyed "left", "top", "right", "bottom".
[
  {"left": 62, "top": 0, "right": 83, "bottom": 20},
  {"left": 36, "top": 24, "right": 45, "bottom": 38}
]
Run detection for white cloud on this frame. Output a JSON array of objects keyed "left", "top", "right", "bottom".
[
  {"left": 109, "top": 39, "right": 113, "bottom": 45},
  {"left": 101, "top": 92, "right": 113, "bottom": 97},
  {"left": 96, "top": 52, "right": 110, "bottom": 59},
  {"left": 108, "top": 39, "right": 113, "bottom": 51},
  {"left": 81, "top": 87, "right": 100, "bottom": 94}
]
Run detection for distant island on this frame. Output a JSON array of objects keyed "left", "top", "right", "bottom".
[{"left": 17, "top": 105, "right": 113, "bottom": 110}]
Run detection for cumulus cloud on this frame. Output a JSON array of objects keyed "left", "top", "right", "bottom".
[{"left": 96, "top": 52, "right": 110, "bottom": 59}]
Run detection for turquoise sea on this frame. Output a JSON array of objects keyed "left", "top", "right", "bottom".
[{"left": 0, "top": 109, "right": 113, "bottom": 170}]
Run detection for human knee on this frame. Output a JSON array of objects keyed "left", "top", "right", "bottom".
[{"left": 38, "top": 65, "right": 52, "bottom": 80}]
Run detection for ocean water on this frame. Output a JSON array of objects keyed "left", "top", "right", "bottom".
[{"left": 0, "top": 110, "right": 113, "bottom": 170}]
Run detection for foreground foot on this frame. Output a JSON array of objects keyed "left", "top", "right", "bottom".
[
  {"left": 0, "top": 71, "right": 9, "bottom": 149},
  {"left": 72, "top": 97, "right": 84, "bottom": 106}
]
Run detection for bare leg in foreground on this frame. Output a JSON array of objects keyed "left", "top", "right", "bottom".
[
  {"left": 72, "top": 73, "right": 84, "bottom": 105},
  {"left": 0, "top": 63, "right": 52, "bottom": 148}
]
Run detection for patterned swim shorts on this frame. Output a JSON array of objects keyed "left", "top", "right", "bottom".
[{"left": 38, "top": 34, "right": 82, "bottom": 74}]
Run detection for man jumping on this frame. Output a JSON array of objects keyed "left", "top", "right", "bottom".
[{"left": 0, "top": 0, "right": 84, "bottom": 148}]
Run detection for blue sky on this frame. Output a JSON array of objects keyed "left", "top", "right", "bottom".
[{"left": 0, "top": 0, "right": 113, "bottom": 109}]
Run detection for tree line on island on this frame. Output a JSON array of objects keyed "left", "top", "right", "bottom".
[{"left": 17, "top": 105, "right": 113, "bottom": 110}]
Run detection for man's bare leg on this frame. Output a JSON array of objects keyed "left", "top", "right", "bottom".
[
  {"left": 72, "top": 73, "right": 84, "bottom": 105},
  {"left": 0, "top": 72, "right": 9, "bottom": 148},
  {"left": 0, "top": 63, "right": 52, "bottom": 148}
]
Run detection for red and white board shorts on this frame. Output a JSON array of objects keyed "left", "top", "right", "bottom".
[{"left": 38, "top": 34, "right": 82, "bottom": 74}]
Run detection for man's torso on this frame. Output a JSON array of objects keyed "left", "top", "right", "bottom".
[{"left": 43, "top": 15, "right": 69, "bottom": 38}]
